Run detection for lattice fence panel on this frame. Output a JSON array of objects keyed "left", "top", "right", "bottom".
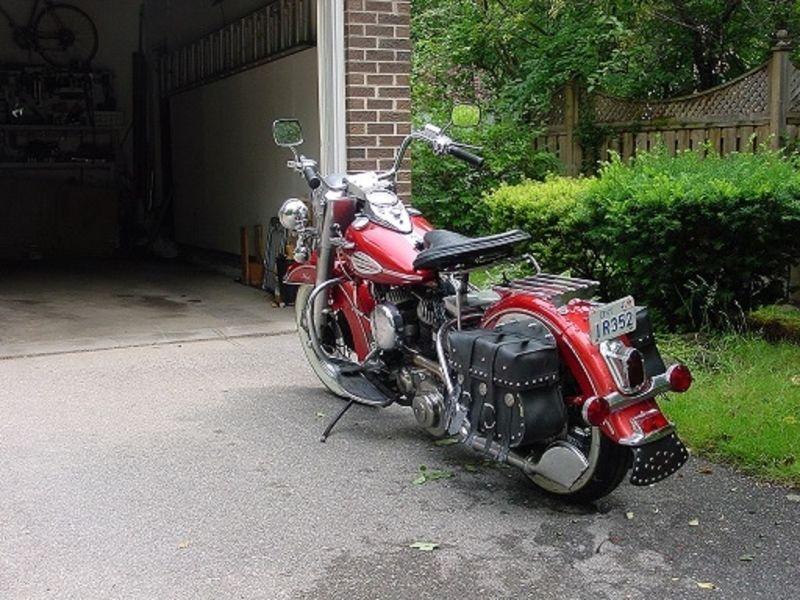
[{"left": 593, "top": 65, "right": 769, "bottom": 125}]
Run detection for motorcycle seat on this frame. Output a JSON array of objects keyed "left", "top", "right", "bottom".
[{"left": 413, "top": 229, "right": 531, "bottom": 271}]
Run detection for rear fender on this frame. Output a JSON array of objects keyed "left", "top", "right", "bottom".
[{"left": 481, "top": 291, "right": 671, "bottom": 445}]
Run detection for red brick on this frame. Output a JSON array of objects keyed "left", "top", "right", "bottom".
[
  {"left": 345, "top": 0, "right": 364, "bottom": 10},
  {"left": 365, "top": 1, "right": 395, "bottom": 11},
  {"left": 347, "top": 49, "right": 365, "bottom": 61},
  {"left": 364, "top": 25, "right": 395, "bottom": 37},
  {"left": 378, "top": 62, "right": 408, "bottom": 74},
  {"left": 365, "top": 49, "right": 397, "bottom": 62},
  {"left": 367, "top": 123, "right": 395, "bottom": 134},
  {"left": 348, "top": 61, "right": 378, "bottom": 73},
  {"left": 378, "top": 110, "right": 410, "bottom": 122},
  {"left": 367, "top": 98, "right": 394, "bottom": 110},
  {"left": 380, "top": 135, "right": 408, "bottom": 146},
  {"left": 366, "top": 74, "right": 395, "bottom": 86},
  {"left": 348, "top": 148, "right": 366, "bottom": 159},
  {"left": 348, "top": 36, "right": 378, "bottom": 49},
  {"left": 348, "top": 11, "right": 377, "bottom": 23},
  {"left": 347, "top": 86, "right": 376, "bottom": 98},
  {"left": 346, "top": 73, "right": 365, "bottom": 86},
  {"left": 349, "top": 111, "right": 379, "bottom": 123},
  {"left": 367, "top": 147, "right": 396, "bottom": 159},
  {"left": 348, "top": 123, "right": 367, "bottom": 134},
  {"left": 346, "top": 24, "right": 364, "bottom": 36},
  {"left": 347, "top": 135, "right": 378, "bottom": 147},
  {"left": 349, "top": 159, "right": 379, "bottom": 171},
  {"left": 394, "top": 99, "right": 411, "bottom": 111},
  {"left": 379, "top": 86, "right": 409, "bottom": 98},
  {"left": 377, "top": 13, "right": 406, "bottom": 25},
  {"left": 346, "top": 98, "right": 366, "bottom": 111},
  {"left": 379, "top": 37, "right": 411, "bottom": 50}
]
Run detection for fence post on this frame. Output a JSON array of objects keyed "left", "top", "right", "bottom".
[
  {"left": 563, "top": 79, "right": 580, "bottom": 175},
  {"left": 768, "top": 30, "right": 792, "bottom": 149}
]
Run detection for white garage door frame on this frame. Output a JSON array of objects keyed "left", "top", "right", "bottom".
[{"left": 316, "top": 0, "right": 347, "bottom": 175}]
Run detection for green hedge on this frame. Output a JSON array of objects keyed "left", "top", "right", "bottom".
[{"left": 485, "top": 150, "right": 800, "bottom": 330}]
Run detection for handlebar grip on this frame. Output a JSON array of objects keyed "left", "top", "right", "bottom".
[
  {"left": 448, "top": 145, "right": 485, "bottom": 168},
  {"left": 303, "top": 165, "right": 322, "bottom": 190}
]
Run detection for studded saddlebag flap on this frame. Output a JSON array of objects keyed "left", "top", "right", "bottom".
[{"left": 448, "top": 318, "right": 566, "bottom": 456}]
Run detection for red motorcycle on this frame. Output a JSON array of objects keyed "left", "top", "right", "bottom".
[{"left": 272, "top": 108, "right": 693, "bottom": 502}]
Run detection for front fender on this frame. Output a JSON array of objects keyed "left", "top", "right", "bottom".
[{"left": 284, "top": 263, "right": 316, "bottom": 285}]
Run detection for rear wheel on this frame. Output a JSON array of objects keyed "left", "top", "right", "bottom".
[
  {"left": 492, "top": 312, "right": 631, "bottom": 503},
  {"left": 527, "top": 427, "right": 631, "bottom": 503}
]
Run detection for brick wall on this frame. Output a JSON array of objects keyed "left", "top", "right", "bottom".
[{"left": 344, "top": 0, "right": 412, "bottom": 198}]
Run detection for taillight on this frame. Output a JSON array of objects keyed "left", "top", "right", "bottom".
[
  {"left": 625, "top": 348, "right": 645, "bottom": 390},
  {"left": 667, "top": 364, "right": 693, "bottom": 392},
  {"left": 582, "top": 396, "right": 611, "bottom": 426}
]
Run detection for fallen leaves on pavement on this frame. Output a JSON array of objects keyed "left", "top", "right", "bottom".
[
  {"left": 409, "top": 541, "right": 439, "bottom": 552},
  {"left": 696, "top": 581, "right": 717, "bottom": 590},
  {"left": 433, "top": 437, "right": 460, "bottom": 447},
  {"left": 412, "top": 465, "right": 454, "bottom": 485}
]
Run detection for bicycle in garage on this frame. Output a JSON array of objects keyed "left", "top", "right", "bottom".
[{"left": 0, "top": 0, "right": 98, "bottom": 68}]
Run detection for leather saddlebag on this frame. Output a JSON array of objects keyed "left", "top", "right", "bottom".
[{"left": 448, "top": 318, "right": 566, "bottom": 452}]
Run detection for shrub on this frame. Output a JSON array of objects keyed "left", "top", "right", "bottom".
[
  {"left": 485, "top": 149, "right": 800, "bottom": 330},
  {"left": 411, "top": 120, "right": 559, "bottom": 236},
  {"left": 485, "top": 176, "right": 594, "bottom": 275}
]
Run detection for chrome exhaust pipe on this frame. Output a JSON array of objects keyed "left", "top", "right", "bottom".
[{"left": 457, "top": 425, "right": 589, "bottom": 490}]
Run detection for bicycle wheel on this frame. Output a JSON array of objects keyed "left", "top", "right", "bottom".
[{"left": 34, "top": 3, "right": 99, "bottom": 68}]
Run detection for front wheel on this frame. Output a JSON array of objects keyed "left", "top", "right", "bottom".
[{"left": 294, "top": 284, "right": 348, "bottom": 398}]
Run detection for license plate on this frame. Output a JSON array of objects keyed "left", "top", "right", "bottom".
[{"left": 589, "top": 296, "right": 636, "bottom": 344}]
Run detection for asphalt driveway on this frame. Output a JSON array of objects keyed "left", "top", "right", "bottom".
[{"left": 1, "top": 332, "right": 798, "bottom": 599}]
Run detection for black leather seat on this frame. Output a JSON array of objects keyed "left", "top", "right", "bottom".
[{"left": 413, "top": 229, "right": 531, "bottom": 271}]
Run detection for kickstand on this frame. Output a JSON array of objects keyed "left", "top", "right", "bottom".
[{"left": 319, "top": 399, "right": 356, "bottom": 443}]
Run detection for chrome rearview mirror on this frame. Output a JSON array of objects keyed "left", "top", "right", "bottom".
[
  {"left": 272, "top": 119, "right": 304, "bottom": 147},
  {"left": 451, "top": 104, "right": 481, "bottom": 128}
]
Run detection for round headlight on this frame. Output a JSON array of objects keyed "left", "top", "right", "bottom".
[{"left": 278, "top": 198, "right": 309, "bottom": 231}]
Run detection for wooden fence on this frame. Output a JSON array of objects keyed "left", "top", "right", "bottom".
[{"left": 536, "top": 31, "right": 800, "bottom": 174}]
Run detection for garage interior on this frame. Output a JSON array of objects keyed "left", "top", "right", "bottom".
[{"left": 0, "top": 0, "right": 319, "bottom": 356}]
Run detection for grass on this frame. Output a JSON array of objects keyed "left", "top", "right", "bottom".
[
  {"left": 748, "top": 304, "right": 800, "bottom": 343},
  {"left": 660, "top": 334, "right": 800, "bottom": 487}
]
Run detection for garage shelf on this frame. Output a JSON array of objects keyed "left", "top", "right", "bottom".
[
  {"left": 0, "top": 161, "right": 114, "bottom": 170},
  {"left": 0, "top": 124, "right": 121, "bottom": 133}
]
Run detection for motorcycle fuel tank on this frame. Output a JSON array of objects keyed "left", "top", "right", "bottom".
[{"left": 343, "top": 214, "right": 436, "bottom": 285}]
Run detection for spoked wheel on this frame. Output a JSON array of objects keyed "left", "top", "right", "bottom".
[
  {"left": 34, "top": 3, "right": 99, "bottom": 68},
  {"left": 295, "top": 284, "right": 353, "bottom": 398},
  {"left": 526, "top": 426, "right": 631, "bottom": 503}
]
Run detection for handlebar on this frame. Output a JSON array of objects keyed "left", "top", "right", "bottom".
[
  {"left": 447, "top": 145, "right": 484, "bottom": 168},
  {"left": 303, "top": 164, "right": 322, "bottom": 190}
]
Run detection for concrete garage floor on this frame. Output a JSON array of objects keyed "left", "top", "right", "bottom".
[
  {"left": 1, "top": 264, "right": 799, "bottom": 599},
  {"left": 0, "top": 260, "right": 295, "bottom": 358}
]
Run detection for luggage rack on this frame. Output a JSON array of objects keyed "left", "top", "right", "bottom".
[{"left": 495, "top": 273, "right": 599, "bottom": 306}]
